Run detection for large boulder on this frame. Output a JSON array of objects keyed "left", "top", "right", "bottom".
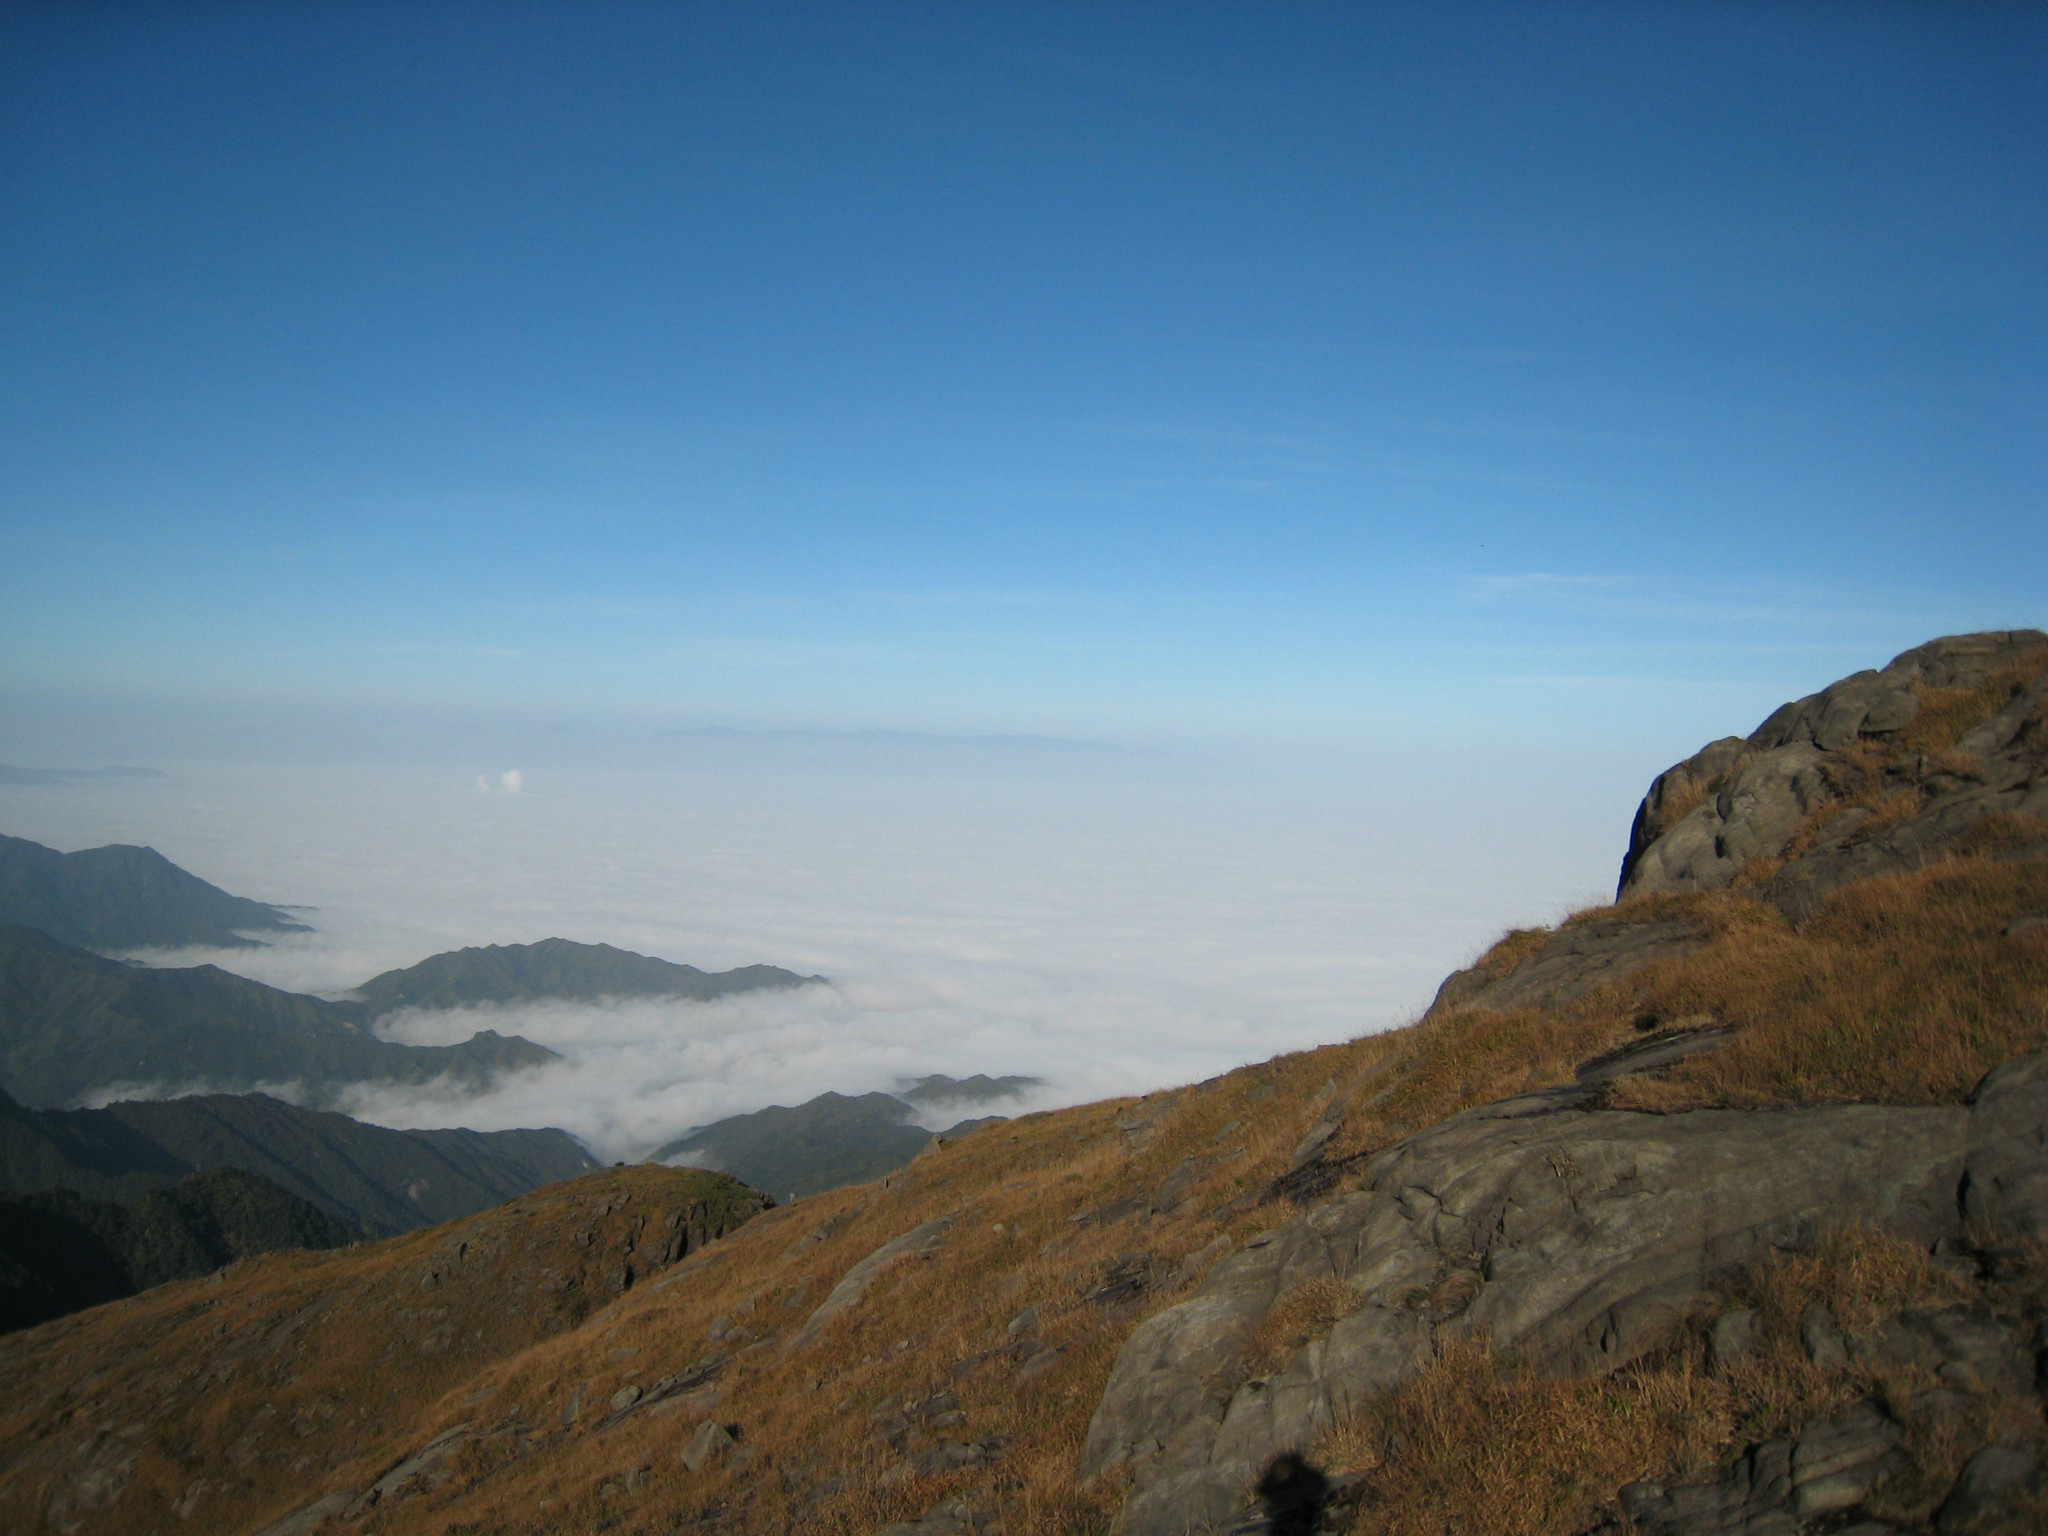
[
  {"left": 1081, "top": 1054, "right": 2048, "bottom": 1536},
  {"left": 1617, "top": 631, "right": 2048, "bottom": 908}
]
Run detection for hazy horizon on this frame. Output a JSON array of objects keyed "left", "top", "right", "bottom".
[{"left": 0, "top": 731, "right": 1648, "bottom": 1159}]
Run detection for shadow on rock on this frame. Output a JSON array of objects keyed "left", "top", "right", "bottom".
[{"left": 1251, "top": 1452, "right": 1330, "bottom": 1535}]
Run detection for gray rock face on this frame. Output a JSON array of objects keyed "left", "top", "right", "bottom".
[
  {"left": 1936, "top": 1444, "right": 2042, "bottom": 1535},
  {"left": 786, "top": 1213, "right": 954, "bottom": 1351},
  {"left": 1081, "top": 1053, "right": 2048, "bottom": 1536},
  {"left": 1620, "top": 1401, "right": 1904, "bottom": 1536},
  {"left": 681, "top": 1418, "right": 734, "bottom": 1473},
  {"left": 1617, "top": 631, "right": 2048, "bottom": 905}
]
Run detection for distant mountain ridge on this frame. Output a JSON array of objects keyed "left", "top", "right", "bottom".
[
  {"left": 0, "top": 925, "right": 560, "bottom": 1108},
  {"left": 339, "top": 937, "right": 822, "bottom": 1021},
  {"left": 0, "top": 1082, "right": 598, "bottom": 1236},
  {"left": 652, "top": 1087, "right": 1014, "bottom": 1199},
  {"left": 897, "top": 1072, "right": 1042, "bottom": 1105},
  {"left": 0, "top": 832, "right": 307, "bottom": 951}
]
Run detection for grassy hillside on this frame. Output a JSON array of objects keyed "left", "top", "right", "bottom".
[
  {"left": 1, "top": 847, "right": 2041, "bottom": 1535},
  {"left": 0, "top": 1164, "right": 768, "bottom": 1536},
  {"left": 0, "top": 1166, "right": 353, "bottom": 1332},
  {"left": 0, "top": 1086, "right": 599, "bottom": 1235}
]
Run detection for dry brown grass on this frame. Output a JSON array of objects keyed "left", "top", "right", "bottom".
[
  {"left": 1611, "top": 855, "right": 2048, "bottom": 1111},
  {"left": 8, "top": 837, "right": 2047, "bottom": 1536},
  {"left": 1475, "top": 926, "right": 1549, "bottom": 979},
  {"left": 1641, "top": 772, "right": 1717, "bottom": 842},
  {"left": 1893, "top": 645, "right": 2048, "bottom": 759},
  {"left": 1243, "top": 1278, "right": 1355, "bottom": 1376},
  {"left": 1314, "top": 1227, "right": 2043, "bottom": 1536},
  {"left": 0, "top": 1166, "right": 761, "bottom": 1536}
]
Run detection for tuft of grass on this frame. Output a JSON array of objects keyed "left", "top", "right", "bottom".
[
  {"left": 1611, "top": 855, "right": 2048, "bottom": 1112},
  {"left": 1242, "top": 1277, "right": 1356, "bottom": 1376},
  {"left": 1641, "top": 772, "right": 1717, "bottom": 842},
  {"left": 1315, "top": 1227, "right": 2044, "bottom": 1536},
  {"left": 1893, "top": 645, "right": 2048, "bottom": 759},
  {"left": 1476, "top": 927, "right": 1550, "bottom": 978}
]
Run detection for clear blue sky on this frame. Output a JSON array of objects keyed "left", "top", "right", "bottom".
[{"left": 3, "top": 2, "right": 2042, "bottom": 754}]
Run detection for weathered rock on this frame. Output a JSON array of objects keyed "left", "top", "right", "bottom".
[
  {"left": 1800, "top": 1302, "right": 1848, "bottom": 1370},
  {"left": 1575, "top": 1027, "right": 1734, "bottom": 1083},
  {"left": 1618, "top": 631, "right": 2048, "bottom": 904},
  {"left": 786, "top": 1213, "right": 954, "bottom": 1350},
  {"left": 1848, "top": 1304, "right": 2032, "bottom": 1397},
  {"left": 872, "top": 1491, "right": 1002, "bottom": 1536},
  {"left": 247, "top": 1490, "right": 356, "bottom": 1536},
  {"left": 1084, "top": 1049, "right": 2048, "bottom": 1536},
  {"left": 1963, "top": 1053, "right": 2048, "bottom": 1240},
  {"left": 1707, "top": 1308, "right": 1759, "bottom": 1371},
  {"left": 681, "top": 1419, "right": 734, "bottom": 1473},
  {"left": 342, "top": 1423, "right": 473, "bottom": 1517},
  {"left": 1936, "top": 1444, "right": 2041, "bottom": 1534},
  {"left": 1788, "top": 1402, "right": 1904, "bottom": 1517},
  {"left": 1618, "top": 1402, "right": 1902, "bottom": 1535}
]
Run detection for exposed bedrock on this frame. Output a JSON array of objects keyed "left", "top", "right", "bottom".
[
  {"left": 1080, "top": 1054, "right": 2048, "bottom": 1536},
  {"left": 1617, "top": 631, "right": 2048, "bottom": 909}
]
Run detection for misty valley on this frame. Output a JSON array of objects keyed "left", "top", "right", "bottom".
[{"left": 0, "top": 830, "right": 1038, "bottom": 1329}]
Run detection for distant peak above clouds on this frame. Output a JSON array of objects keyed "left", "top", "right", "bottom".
[
  {"left": 337, "top": 937, "right": 824, "bottom": 1023},
  {"left": 0, "top": 832, "right": 307, "bottom": 952}
]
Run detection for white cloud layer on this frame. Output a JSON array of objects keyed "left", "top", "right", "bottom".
[{"left": 0, "top": 742, "right": 1644, "bottom": 1160}]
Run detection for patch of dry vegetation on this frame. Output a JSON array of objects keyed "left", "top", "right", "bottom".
[
  {"left": 1314, "top": 1228, "right": 2045, "bottom": 1536},
  {"left": 0, "top": 1166, "right": 762, "bottom": 1536},
  {"left": 1894, "top": 644, "right": 2048, "bottom": 760},
  {"left": 1612, "top": 855, "right": 2048, "bottom": 1111},
  {"left": 1475, "top": 926, "right": 1549, "bottom": 978},
  {"left": 1642, "top": 772, "right": 1716, "bottom": 840},
  {"left": 6, "top": 834, "right": 2046, "bottom": 1536}
]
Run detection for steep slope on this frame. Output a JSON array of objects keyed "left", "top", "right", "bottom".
[
  {"left": 0, "top": 1164, "right": 768, "bottom": 1536},
  {"left": 0, "top": 1085, "right": 599, "bottom": 1236},
  {"left": 2, "top": 633, "right": 2043, "bottom": 1536},
  {"left": 0, "top": 1166, "right": 353, "bottom": 1333},
  {"left": 0, "top": 833, "right": 307, "bottom": 950},
  {"left": 0, "top": 926, "right": 558, "bottom": 1107},
  {"left": 339, "top": 937, "right": 823, "bottom": 1020}
]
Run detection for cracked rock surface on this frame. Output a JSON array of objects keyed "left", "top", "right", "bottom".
[
  {"left": 1081, "top": 1055, "right": 2048, "bottom": 1536},
  {"left": 1618, "top": 631, "right": 2048, "bottom": 911}
]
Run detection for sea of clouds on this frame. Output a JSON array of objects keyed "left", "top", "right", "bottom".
[{"left": 0, "top": 739, "right": 1646, "bottom": 1160}]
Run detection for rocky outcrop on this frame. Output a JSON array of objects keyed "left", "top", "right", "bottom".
[
  {"left": 1081, "top": 1053, "right": 2048, "bottom": 1536},
  {"left": 1618, "top": 631, "right": 2048, "bottom": 910},
  {"left": 786, "top": 1212, "right": 955, "bottom": 1351}
]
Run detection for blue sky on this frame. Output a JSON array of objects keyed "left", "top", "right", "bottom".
[{"left": 3, "top": 2, "right": 2043, "bottom": 757}]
